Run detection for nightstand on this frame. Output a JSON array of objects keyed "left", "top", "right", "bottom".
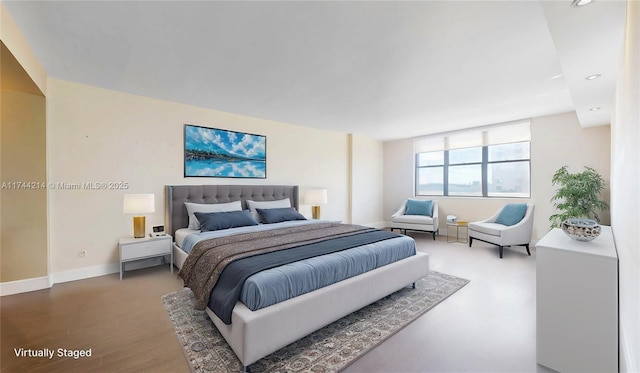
[{"left": 119, "top": 235, "right": 173, "bottom": 280}]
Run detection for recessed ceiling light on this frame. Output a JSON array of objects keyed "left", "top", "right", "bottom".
[
  {"left": 571, "top": 0, "right": 594, "bottom": 7},
  {"left": 590, "top": 107, "right": 602, "bottom": 111},
  {"left": 585, "top": 74, "right": 602, "bottom": 80}
]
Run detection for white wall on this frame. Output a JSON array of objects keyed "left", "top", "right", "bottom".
[
  {"left": 611, "top": 1, "right": 640, "bottom": 371},
  {"left": 46, "top": 79, "right": 361, "bottom": 276},
  {"left": 383, "top": 111, "right": 611, "bottom": 241}
]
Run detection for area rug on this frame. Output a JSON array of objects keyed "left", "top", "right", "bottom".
[{"left": 162, "top": 271, "right": 469, "bottom": 373}]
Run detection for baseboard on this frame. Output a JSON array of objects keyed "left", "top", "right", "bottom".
[
  {"left": 3, "top": 259, "right": 170, "bottom": 296},
  {"left": 49, "top": 257, "right": 168, "bottom": 285},
  {"left": 0, "top": 276, "right": 50, "bottom": 296},
  {"left": 620, "top": 324, "right": 639, "bottom": 373},
  {"left": 363, "top": 221, "right": 387, "bottom": 229},
  {"left": 49, "top": 263, "right": 120, "bottom": 285}
]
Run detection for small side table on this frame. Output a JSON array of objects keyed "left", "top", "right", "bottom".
[
  {"left": 119, "top": 234, "right": 173, "bottom": 280},
  {"left": 447, "top": 222, "right": 469, "bottom": 243}
]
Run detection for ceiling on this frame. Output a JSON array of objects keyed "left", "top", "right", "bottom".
[{"left": 2, "top": 0, "right": 627, "bottom": 141}]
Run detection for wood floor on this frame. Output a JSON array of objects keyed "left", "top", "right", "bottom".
[
  {"left": 1, "top": 267, "right": 186, "bottom": 372},
  {"left": 1, "top": 234, "right": 552, "bottom": 373}
]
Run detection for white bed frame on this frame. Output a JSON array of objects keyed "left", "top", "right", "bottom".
[{"left": 166, "top": 185, "right": 430, "bottom": 371}]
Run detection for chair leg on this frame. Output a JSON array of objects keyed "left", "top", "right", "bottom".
[
  {"left": 469, "top": 237, "right": 473, "bottom": 247},
  {"left": 525, "top": 244, "right": 531, "bottom": 256},
  {"left": 499, "top": 246, "right": 504, "bottom": 258},
  {"left": 432, "top": 231, "right": 436, "bottom": 240}
]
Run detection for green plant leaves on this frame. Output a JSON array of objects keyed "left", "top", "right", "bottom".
[{"left": 549, "top": 166, "right": 608, "bottom": 228}]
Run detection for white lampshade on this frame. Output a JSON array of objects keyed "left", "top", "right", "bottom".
[
  {"left": 123, "top": 194, "right": 155, "bottom": 214},
  {"left": 305, "top": 189, "right": 328, "bottom": 205}
]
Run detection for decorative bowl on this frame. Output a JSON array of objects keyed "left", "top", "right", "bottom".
[{"left": 561, "top": 218, "right": 601, "bottom": 242}]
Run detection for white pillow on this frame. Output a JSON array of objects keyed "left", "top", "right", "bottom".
[
  {"left": 184, "top": 200, "right": 242, "bottom": 230},
  {"left": 246, "top": 199, "right": 291, "bottom": 222}
]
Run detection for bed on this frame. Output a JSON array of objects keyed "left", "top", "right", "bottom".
[{"left": 165, "top": 185, "right": 430, "bottom": 371}]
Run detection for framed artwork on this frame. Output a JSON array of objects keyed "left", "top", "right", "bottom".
[{"left": 184, "top": 124, "right": 266, "bottom": 178}]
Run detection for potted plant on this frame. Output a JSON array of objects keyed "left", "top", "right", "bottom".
[{"left": 549, "top": 166, "right": 608, "bottom": 240}]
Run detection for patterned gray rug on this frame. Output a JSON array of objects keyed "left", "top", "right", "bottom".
[{"left": 162, "top": 271, "right": 469, "bottom": 373}]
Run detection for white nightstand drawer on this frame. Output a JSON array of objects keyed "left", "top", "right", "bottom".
[
  {"left": 119, "top": 235, "right": 173, "bottom": 280},
  {"left": 121, "top": 239, "right": 170, "bottom": 261}
]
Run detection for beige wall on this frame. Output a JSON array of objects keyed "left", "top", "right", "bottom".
[
  {"left": 47, "top": 79, "right": 381, "bottom": 274},
  {"left": 611, "top": 1, "right": 640, "bottom": 371},
  {"left": 1, "top": 1, "right": 49, "bottom": 288},
  {"left": 383, "top": 111, "right": 611, "bottom": 242},
  {"left": 383, "top": 137, "right": 414, "bottom": 223},
  {"left": 350, "top": 134, "right": 384, "bottom": 227},
  {"left": 530, "top": 111, "right": 611, "bottom": 236},
  {"left": 1, "top": 90, "right": 47, "bottom": 282},
  {"left": 1, "top": 33, "right": 48, "bottom": 283}
]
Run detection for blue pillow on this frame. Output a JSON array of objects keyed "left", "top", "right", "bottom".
[
  {"left": 405, "top": 199, "right": 433, "bottom": 217},
  {"left": 256, "top": 207, "right": 306, "bottom": 224},
  {"left": 495, "top": 204, "right": 527, "bottom": 226},
  {"left": 194, "top": 210, "right": 259, "bottom": 231}
]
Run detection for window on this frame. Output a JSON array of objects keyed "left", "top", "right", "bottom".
[
  {"left": 448, "top": 147, "right": 482, "bottom": 196},
  {"left": 414, "top": 121, "right": 531, "bottom": 198},
  {"left": 487, "top": 142, "right": 530, "bottom": 197},
  {"left": 416, "top": 151, "right": 444, "bottom": 195}
]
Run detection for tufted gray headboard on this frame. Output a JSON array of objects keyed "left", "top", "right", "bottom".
[{"left": 164, "top": 185, "right": 299, "bottom": 237}]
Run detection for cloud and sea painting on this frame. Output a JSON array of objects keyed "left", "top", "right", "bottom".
[{"left": 184, "top": 125, "right": 266, "bottom": 178}]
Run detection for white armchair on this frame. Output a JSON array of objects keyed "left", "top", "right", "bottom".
[
  {"left": 468, "top": 204, "right": 534, "bottom": 258},
  {"left": 390, "top": 199, "right": 439, "bottom": 240}
]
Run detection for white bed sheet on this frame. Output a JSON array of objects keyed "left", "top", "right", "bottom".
[{"left": 175, "top": 228, "right": 199, "bottom": 248}]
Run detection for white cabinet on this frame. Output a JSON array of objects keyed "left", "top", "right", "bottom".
[
  {"left": 119, "top": 235, "right": 173, "bottom": 280},
  {"left": 536, "top": 227, "right": 617, "bottom": 373}
]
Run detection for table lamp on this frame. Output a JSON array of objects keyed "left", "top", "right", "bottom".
[
  {"left": 123, "top": 194, "right": 155, "bottom": 238},
  {"left": 304, "top": 189, "right": 327, "bottom": 220}
]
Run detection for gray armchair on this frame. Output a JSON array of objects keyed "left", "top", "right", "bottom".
[{"left": 468, "top": 204, "right": 534, "bottom": 258}]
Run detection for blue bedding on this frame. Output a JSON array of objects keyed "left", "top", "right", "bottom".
[
  {"left": 240, "top": 235, "right": 415, "bottom": 311},
  {"left": 181, "top": 220, "right": 416, "bottom": 313}
]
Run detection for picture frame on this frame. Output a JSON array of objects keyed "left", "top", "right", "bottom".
[{"left": 184, "top": 124, "right": 266, "bottom": 179}]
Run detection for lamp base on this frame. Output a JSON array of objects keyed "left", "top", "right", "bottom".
[
  {"left": 133, "top": 216, "right": 146, "bottom": 238},
  {"left": 311, "top": 206, "right": 321, "bottom": 220}
]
